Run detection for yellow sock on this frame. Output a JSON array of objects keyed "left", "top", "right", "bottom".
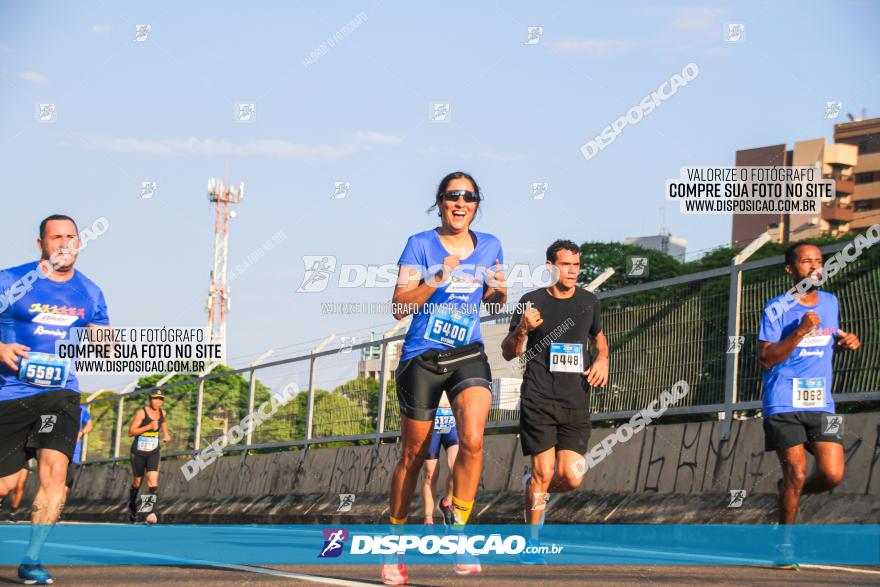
[
  {"left": 451, "top": 496, "right": 474, "bottom": 526},
  {"left": 389, "top": 515, "right": 408, "bottom": 525}
]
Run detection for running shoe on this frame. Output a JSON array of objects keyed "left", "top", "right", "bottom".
[
  {"left": 17, "top": 560, "right": 53, "bottom": 585},
  {"left": 454, "top": 551, "right": 482, "bottom": 575},
  {"left": 518, "top": 538, "right": 548, "bottom": 565},
  {"left": 381, "top": 554, "right": 408, "bottom": 585},
  {"left": 439, "top": 497, "right": 454, "bottom": 529},
  {"left": 773, "top": 543, "right": 799, "bottom": 570}
]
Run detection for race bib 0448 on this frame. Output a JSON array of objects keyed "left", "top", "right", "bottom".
[
  {"left": 549, "top": 343, "right": 583, "bottom": 373},
  {"left": 18, "top": 352, "right": 70, "bottom": 388}
]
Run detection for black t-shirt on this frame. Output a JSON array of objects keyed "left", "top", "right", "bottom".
[{"left": 508, "top": 288, "right": 603, "bottom": 408}]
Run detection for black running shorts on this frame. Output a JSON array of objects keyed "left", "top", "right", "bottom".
[
  {"left": 763, "top": 410, "right": 844, "bottom": 452},
  {"left": 520, "top": 395, "right": 591, "bottom": 456},
  {"left": 395, "top": 342, "right": 492, "bottom": 421},
  {"left": 0, "top": 390, "right": 80, "bottom": 477},
  {"left": 131, "top": 451, "right": 161, "bottom": 476}
]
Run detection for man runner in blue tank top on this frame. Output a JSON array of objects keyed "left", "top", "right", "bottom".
[
  {"left": 0, "top": 215, "right": 111, "bottom": 585},
  {"left": 758, "top": 241, "right": 861, "bottom": 569}
]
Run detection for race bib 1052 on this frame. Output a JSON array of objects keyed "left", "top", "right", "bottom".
[{"left": 792, "top": 377, "right": 826, "bottom": 409}]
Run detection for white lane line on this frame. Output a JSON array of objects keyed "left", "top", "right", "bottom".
[
  {"left": 556, "top": 541, "right": 880, "bottom": 573},
  {"left": 188, "top": 563, "right": 381, "bottom": 586},
  {"left": 1, "top": 540, "right": 376, "bottom": 587},
  {"left": 800, "top": 564, "right": 880, "bottom": 576}
]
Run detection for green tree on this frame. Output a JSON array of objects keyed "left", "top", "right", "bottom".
[{"left": 127, "top": 366, "right": 272, "bottom": 451}]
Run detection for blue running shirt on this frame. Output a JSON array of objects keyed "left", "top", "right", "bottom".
[
  {"left": 0, "top": 262, "right": 110, "bottom": 401},
  {"left": 397, "top": 229, "right": 503, "bottom": 361},
  {"left": 71, "top": 405, "right": 92, "bottom": 464},
  {"left": 758, "top": 291, "right": 838, "bottom": 416}
]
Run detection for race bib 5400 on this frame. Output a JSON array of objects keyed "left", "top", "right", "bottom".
[{"left": 424, "top": 308, "right": 475, "bottom": 347}]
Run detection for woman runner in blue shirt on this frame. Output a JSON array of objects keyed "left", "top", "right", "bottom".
[{"left": 382, "top": 171, "right": 506, "bottom": 584}]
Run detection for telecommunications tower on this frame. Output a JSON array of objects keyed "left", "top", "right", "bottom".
[{"left": 206, "top": 177, "right": 243, "bottom": 352}]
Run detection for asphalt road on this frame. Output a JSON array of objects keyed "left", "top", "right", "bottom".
[{"left": 2, "top": 563, "right": 879, "bottom": 586}]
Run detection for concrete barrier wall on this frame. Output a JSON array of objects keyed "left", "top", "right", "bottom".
[{"left": 21, "top": 413, "right": 879, "bottom": 523}]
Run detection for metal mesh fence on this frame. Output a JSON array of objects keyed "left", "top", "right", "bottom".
[
  {"left": 310, "top": 351, "right": 377, "bottom": 442},
  {"left": 82, "top": 398, "right": 118, "bottom": 461},
  {"left": 592, "top": 276, "right": 730, "bottom": 414},
  {"left": 248, "top": 361, "right": 309, "bottom": 446},
  {"left": 81, "top": 242, "right": 880, "bottom": 462}
]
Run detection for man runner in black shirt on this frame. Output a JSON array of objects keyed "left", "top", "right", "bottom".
[{"left": 502, "top": 239, "right": 608, "bottom": 563}]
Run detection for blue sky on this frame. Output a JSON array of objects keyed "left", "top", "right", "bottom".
[{"left": 1, "top": 1, "right": 878, "bottom": 393}]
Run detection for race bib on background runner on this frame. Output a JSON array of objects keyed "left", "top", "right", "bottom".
[
  {"left": 18, "top": 352, "right": 71, "bottom": 388},
  {"left": 424, "top": 307, "right": 475, "bottom": 347},
  {"left": 549, "top": 343, "right": 583, "bottom": 373},
  {"left": 792, "top": 377, "right": 826, "bottom": 409},
  {"left": 434, "top": 407, "right": 456, "bottom": 431},
  {"left": 137, "top": 433, "right": 160, "bottom": 452}
]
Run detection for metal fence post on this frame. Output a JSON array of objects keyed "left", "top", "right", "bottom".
[
  {"left": 113, "top": 396, "right": 124, "bottom": 459},
  {"left": 306, "top": 355, "right": 317, "bottom": 442},
  {"left": 81, "top": 429, "right": 89, "bottom": 462},
  {"left": 194, "top": 377, "right": 205, "bottom": 451},
  {"left": 721, "top": 232, "right": 770, "bottom": 440},
  {"left": 721, "top": 263, "right": 743, "bottom": 440},
  {"left": 193, "top": 363, "right": 221, "bottom": 451},
  {"left": 305, "top": 335, "right": 335, "bottom": 444},
  {"left": 246, "top": 349, "right": 274, "bottom": 447},
  {"left": 246, "top": 368, "right": 257, "bottom": 445},
  {"left": 585, "top": 267, "right": 615, "bottom": 292},
  {"left": 377, "top": 340, "right": 390, "bottom": 437}
]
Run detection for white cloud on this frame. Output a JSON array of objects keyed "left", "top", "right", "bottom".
[
  {"left": 671, "top": 7, "right": 722, "bottom": 31},
  {"left": 89, "top": 24, "right": 112, "bottom": 34},
  {"left": 552, "top": 39, "right": 631, "bottom": 56},
  {"left": 74, "top": 131, "right": 403, "bottom": 159},
  {"left": 17, "top": 71, "right": 48, "bottom": 84},
  {"left": 351, "top": 130, "right": 403, "bottom": 145}
]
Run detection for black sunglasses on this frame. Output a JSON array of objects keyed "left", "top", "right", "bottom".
[{"left": 441, "top": 190, "right": 480, "bottom": 203}]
